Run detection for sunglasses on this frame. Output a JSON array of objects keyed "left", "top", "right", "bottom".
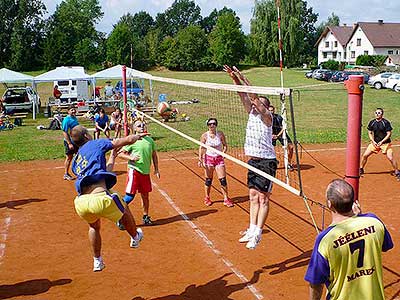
[
  {"left": 135, "top": 123, "right": 146, "bottom": 128},
  {"left": 207, "top": 122, "right": 217, "bottom": 126},
  {"left": 375, "top": 111, "right": 382, "bottom": 115}
]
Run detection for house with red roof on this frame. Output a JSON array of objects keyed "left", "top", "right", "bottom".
[{"left": 316, "top": 20, "right": 400, "bottom": 66}]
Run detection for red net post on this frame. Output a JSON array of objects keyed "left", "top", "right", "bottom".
[
  {"left": 344, "top": 75, "right": 364, "bottom": 200},
  {"left": 122, "top": 65, "right": 129, "bottom": 136}
]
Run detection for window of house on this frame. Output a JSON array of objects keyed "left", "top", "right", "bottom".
[
  {"left": 357, "top": 39, "right": 361, "bottom": 46},
  {"left": 325, "top": 42, "right": 329, "bottom": 48},
  {"left": 323, "top": 52, "right": 327, "bottom": 58},
  {"left": 388, "top": 50, "right": 393, "bottom": 54},
  {"left": 364, "top": 51, "right": 368, "bottom": 55},
  {"left": 351, "top": 51, "right": 355, "bottom": 58},
  {"left": 344, "top": 52, "right": 347, "bottom": 59},
  {"left": 334, "top": 41, "right": 338, "bottom": 47},
  {"left": 333, "top": 52, "right": 337, "bottom": 59}
]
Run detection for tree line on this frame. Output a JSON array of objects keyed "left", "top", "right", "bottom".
[{"left": 0, "top": 0, "right": 333, "bottom": 72}]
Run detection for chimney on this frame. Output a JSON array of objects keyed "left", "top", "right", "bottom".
[
  {"left": 343, "top": 23, "right": 347, "bottom": 27},
  {"left": 353, "top": 23, "right": 357, "bottom": 29},
  {"left": 378, "top": 20, "right": 383, "bottom": 24}
]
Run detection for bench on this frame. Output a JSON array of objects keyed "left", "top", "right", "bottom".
[{"left": 8, "top": 113, "right": 28, "bottom": 126}]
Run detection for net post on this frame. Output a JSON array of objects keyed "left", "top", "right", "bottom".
[
  {"left": 288, "top": 89, "right": 304, "bottom": 196},
  {"left": 122, "top": 65, "right": 129, "bottom": 136},
  {"left": 344, "top": 75, "right": 364, "bottom": 201}
]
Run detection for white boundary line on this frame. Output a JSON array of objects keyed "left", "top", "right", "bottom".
[
  {"left": 152, "top": 182, "right": 264, "bottom": 300},
  {"left": 0, "top": 217, "right": 11, "bottom": 265}
]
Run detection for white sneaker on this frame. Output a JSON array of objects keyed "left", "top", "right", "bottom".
[
  {"left": 246, "top": 235, "right": 261, "bottom": 250},
  {"left": 239, "top": 229, "right": 253, "bottom": 243},
  {"left": 130, "top": 228, "right": 143, "bottom": 248},
  {"left": 93, "top": 259, "right": 105, "bottom": 272}
]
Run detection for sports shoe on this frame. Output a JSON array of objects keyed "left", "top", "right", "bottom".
[
  {"left": 246, "top": 234, "right": 261, "bottom": 250},
  {"left": 63, "top": 173, "right": 74, "bottom": 181},
  {"left": 143, "top": 215, "right": 153, "bottom": 225},
  {"left": 116, "top": 220, "right": 126, "bottom": 231},
  {"left": 223, "top": 198, "right": 234, "bottom": 207},
  {"left": 395, "top": 172, "right": 400, "bottom": 181},
  {"left": 288, "top": 164, "right": 294, "bottom": 171},
  {"left": 130, "top": 228, "right": 143, "bottom": 248},
  {"left": 204, "top": 196, "right": 212, "bottom": 206},
  {"left": 359, "top": 168, "right": 364, "bottom": 176},
  {"left": 239, "top": 229, "right": 253, "bottom": 243},
  {"left": 93, "top": 258, "right": 105, "bottom": 272}
]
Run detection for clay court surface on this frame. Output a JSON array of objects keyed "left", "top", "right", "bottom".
[{"left": 0, "top": 144, "right": 399, "bottom": 300}]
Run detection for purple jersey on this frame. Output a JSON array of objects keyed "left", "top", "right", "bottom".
[{"left": 72, "top": 139, "right": 115, "bottom": 195}]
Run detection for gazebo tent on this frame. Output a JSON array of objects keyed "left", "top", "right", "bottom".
[
  {"left": 33, "top": 66, "right": 92, "bottom": 82},
  {"left": 33, "top": 66, "right": 95, "bottom": 113},
  {"left": 0, "top": 68, "right": 34, "bottom": 84},
  {"left": 91, "top": 64, "right": 152, "bottom": 80},
  {"left": 0, "top": 68, "right": 39, "bottom": 118},
  {"left": 91, "top": 64, "right": 154, "bottom": 110}
]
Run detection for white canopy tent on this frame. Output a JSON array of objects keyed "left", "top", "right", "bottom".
[
  {"left": 91, "top": 64, "right": 152, "bottom": 80},
  {"left": 33, "top": 66, "right": 92, "bottom": 82},
  {"left": 34, "top": 66, "right": 95, "bottom": 119},
  {"left": 91, "top": 64, "right": 154, "bottom": 110},
  {"left": 0, "top": 68, "right": 38, "bottom": 119},
  {"left": 0, "top": 68, "right": 34, "bottom": 84}
]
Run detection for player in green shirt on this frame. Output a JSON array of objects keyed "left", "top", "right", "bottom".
[{"left": 118, "top": 119, "right": 160, "bottom": 226}]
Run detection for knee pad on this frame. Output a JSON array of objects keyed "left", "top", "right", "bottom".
[
  {"left": 219, "top": 177, "right": 227, "bottom": 187},
  {"left": 205, "top": 178, "right": 212, "bottom": 187},
  {"left": 123, "top": 193, "right": 135, "bottom": 205}
]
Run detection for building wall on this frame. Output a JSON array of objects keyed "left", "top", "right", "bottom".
[
  {"left": 317, "top": 31, "right": 347, "bottom": 65},
  {"left": 346, "top": 28, "right": 374, "bottom": 64}
]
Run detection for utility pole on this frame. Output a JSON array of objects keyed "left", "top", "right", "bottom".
[{"left": 130, "top": 44, "right": 133, "bottom": 69}]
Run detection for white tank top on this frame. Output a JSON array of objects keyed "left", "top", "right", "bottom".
[
  {"left": 244, "top": 110, "right": 276, "bottom": 159},
  {"left": 205, "top": 131, "right": 223, "bottom": 157}
]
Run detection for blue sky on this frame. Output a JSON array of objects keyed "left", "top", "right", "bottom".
[{"left": 43, "top": 0, "right": 400, "bottom": 35}]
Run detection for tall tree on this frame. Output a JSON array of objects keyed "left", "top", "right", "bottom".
[
  {"left": 117, "top": 11, "right": 154, "bottom": 38},
  {"left": 156, "top": 0, "right": 202, "bottom": 37},
  {"left": 250, "top": 0, "right": 317, "bottom": 67},
  {"left": 201, "top": 7, "right": 238, "bottom": 34},
  {"left": 43, "top": 0, "right": 103, "bottom": 69},
  {"left": 0, "top": 0, "right": 46, "bottom": 70},
  {"left": 164, "top": 25, "right": 209, "bottom": 71},
  {"left": 106, "top": 22, "right": 148, "bottom": 69},
  {"left": 209, "top": 12, "right": 246, "bottom": 66}
]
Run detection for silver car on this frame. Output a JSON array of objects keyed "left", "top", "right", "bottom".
[
  {"left": 2, "top": 87, "right": 41, "bottom": 111},
  {"left": 367, "top": 72, "right": 393, "bottom": 89}
]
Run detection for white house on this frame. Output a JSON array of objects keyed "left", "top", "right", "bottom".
[
  {"left": 316, "top": 20, "right": 400, "bottom": 65},
  {"left": 384, "top": 54, "right": 400, "bottom": 68},
  {"left": 316, "top": 25, "right": 353, "bottom": 65},
  {"left": 346, "top": 21, "right": 400, "bottom": 64}
]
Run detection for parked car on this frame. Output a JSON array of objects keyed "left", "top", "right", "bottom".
[
  {"left": 384, "top": 73, "right": 400, "bottom": 90},
  {"left": 1, "top": 86, "right": 40, "bottom": 112},
  {"left": 312, "top": 69, "right": 330, "bottom": 79},
  {"left": 114, "top": 79, "right": 143, "bottom": 99},
  {"left": 367, "top": 72, "right": 394, "bottom": 89},
  {"left": 342, "top": 71, "right": 370, "bottom": 83},
  {"left": 305, "top": 69, "right": 317, "bottom": 78},
  {"left": 319, "top": 70, "right": 334, "bottom": 81},
  {"left": 330, "top": 71, "right": 346, "bottom": 82}
]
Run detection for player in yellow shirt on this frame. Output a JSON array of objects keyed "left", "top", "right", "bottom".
[{"left": 305, "top": 179, "right": 393, "bottom": 300}]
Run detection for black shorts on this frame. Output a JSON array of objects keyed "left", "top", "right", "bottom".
[
  {"left": 247, "top": 158, "right": 278, "bottom": 192},
  {"left": 272, "top": 134, "right": 292, "bottom": 146},
  {"left": 64, "top": 140, "right": 78, "bottom": 155}
]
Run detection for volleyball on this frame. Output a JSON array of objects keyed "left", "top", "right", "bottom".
[{"left": 157, "top": 102, "right": 171, "bottom": 116}]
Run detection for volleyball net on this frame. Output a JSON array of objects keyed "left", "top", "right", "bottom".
[{"left": 129, "top": 75, "right": 327, "bottom": 233}]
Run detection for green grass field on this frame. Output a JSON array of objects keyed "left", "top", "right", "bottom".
[{"left": 1, "top": 67, "right": 399, "bottom": 162}]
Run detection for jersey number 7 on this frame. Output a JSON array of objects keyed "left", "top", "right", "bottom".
[{"left": 349, "top": 239, "right": 365, "bottom": 268}]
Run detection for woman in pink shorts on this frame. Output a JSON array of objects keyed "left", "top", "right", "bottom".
[{"left": 198, "top": 118, "right": 233, "bottom": 207}]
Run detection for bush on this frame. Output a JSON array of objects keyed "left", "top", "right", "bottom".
[{"left": 321, "top": 59, "right": 339, "bottom": 70}]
